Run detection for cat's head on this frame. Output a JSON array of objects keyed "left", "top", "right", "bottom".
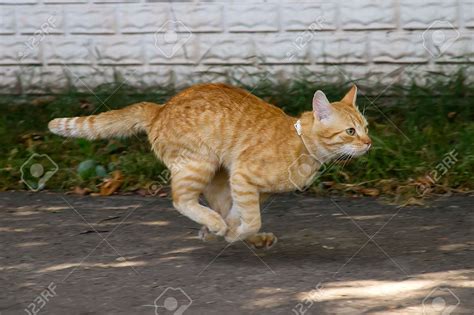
[{"left": 310, "top": 85, "right": 371, "bottom": 161}]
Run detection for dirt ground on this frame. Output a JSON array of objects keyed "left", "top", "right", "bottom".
[{"left": 0, "top": 191, "right": 473, "bottom": 315}]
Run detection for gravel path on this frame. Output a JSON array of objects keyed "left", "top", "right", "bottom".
[{"left": 0, "top": 191, "right": 473, "bottom": 314}]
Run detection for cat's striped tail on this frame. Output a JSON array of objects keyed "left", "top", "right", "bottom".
[{"left": 48, "top": 102, "right": 160, "bottom": 140}]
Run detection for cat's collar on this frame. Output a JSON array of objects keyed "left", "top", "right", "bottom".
[
  {"left": 294, "top": 119, "right": 318, "bottom": 160},
  {"left": 294, "top": 119, "right": 302, "bottom": 136}
]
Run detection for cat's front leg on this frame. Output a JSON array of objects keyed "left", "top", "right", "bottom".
[
  {"left": 224, "top": 174, "right": 261, "bottom": 243},
  {"left": 224, "top": 208, "right": 277, "bottom": 250},
  {"left": 223, "top": 208, "right": 243, "bottom": 242}
]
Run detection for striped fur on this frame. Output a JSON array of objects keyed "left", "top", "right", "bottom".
[
  {"left": 48, "top": 84, "right": 370, "bottom": 247},
  {"left": 48, "top": 102, "right": 159, "bottom": 139}
]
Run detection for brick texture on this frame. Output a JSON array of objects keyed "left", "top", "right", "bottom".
[
  {"left": 313, "top": 34, "right": 368, "bottom": 64},
  {"left": 227, "top": 4, "right": 279, "bottom": 32},
  {"left": 16, "top": 7, "right": 64, "bottom": 34},
  {"left": 0, "top": 1, "right": 470, "bottom": 93},
  {"left": 281, "top": 2, "right": 336, "bottom": 31},
  {"left": 341, "top": 0, "right": 397, "bottom": 30},
  {"left": 400, "top": 0, "right": 458, "bottom": 29},
  {"left": 118, "top": 5, "right": 169, "bottom": 34},
  {"left": 0, "top": 7, "right": 16, "bottom": 35},
  {"left": 43, "top": 37, "right": 92, "bottom": 65},
  {"left": 66, "top": 6, "right": 116, "bottom": 34},
  {"left": 371, "top": 33, "right": 429, "bottom": 63}
]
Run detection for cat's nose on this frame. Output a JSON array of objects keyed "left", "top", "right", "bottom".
[{"left": 364, "top": 138, "right": 372, "bottom": 148}]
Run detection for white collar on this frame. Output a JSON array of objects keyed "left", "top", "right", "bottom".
[
  {"left": 294, "top": 119, "right": 333, "bottom": 165},
  {"left": 294, "top": 119, "right": 314, "bottom": 157},
  {"left": 294, "top": 119, "right": 326, "bottom": 167},
  {"left": 294, "top": 119, "right": 302, "bottom": 136}
]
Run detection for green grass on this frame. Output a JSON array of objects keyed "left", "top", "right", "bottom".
[{"left": 1, "top": 70, "right": 473, "bottom": 199}]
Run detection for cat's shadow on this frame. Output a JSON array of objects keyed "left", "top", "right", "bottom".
[{"left": 185, "top": 237, "right": 374, "bottom": 268}]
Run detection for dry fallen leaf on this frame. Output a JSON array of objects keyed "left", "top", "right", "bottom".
[
  {"left": 99, "top": 170, "right": 124, "bottom": 196},
  {"left": 321, "top": 181, "right": 335, "bottom": 189},
  {"left": 339, "top": 171, "right": 351, "bottom": 181},
  {"left": 80, "top": 100, "right": 95, "bottom": 111},
  {"left": 415, "top": 176, "right": 434, "bottom": 187},
  {"left": 70, "top": 186, "right": 92, "bottom": 196},
  {"left": 360, "top": 188, "right": 380, "bottom": 197},
  {"left": 20, "top": 133, "right": 44, "bottom": 149}
]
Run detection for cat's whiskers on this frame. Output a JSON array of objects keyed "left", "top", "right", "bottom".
[
  {"left": 299, "top": 137, "right": 347, "bottom": 165},
  {"left": 316, "top": 148, "right": 350, "bottom": 176},
  {"left": 315, "top": 149, "right": 348, "bottom": 173},
  {"left": 341, "top": 152, "right": 354, "bottom": 171}
]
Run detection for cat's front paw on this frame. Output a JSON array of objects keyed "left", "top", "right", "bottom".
[
  {"left": 245, "top": 232, "right": 278, "bottom": 250},
  {"left": 223, "top": 213, "right": 241, "bottom": 243},
  {"left": 207, "top": 213, "right": 228, "bottom": 236}
]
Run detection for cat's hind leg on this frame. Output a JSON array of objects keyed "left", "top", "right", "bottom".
[{"left": 171, "top": 159, "right": 227, "bottom": 236}]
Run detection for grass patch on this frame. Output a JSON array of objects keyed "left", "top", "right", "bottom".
[{"left": 0, "top": 71, "right": 473, "bottom": 200}]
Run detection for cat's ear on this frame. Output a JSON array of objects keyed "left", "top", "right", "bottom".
[
  {"left": 341, "top": 84, "right": 358, "bottom": 106},
  {"left": 312, "top": 90, "right": 332, "bottom": 121}
]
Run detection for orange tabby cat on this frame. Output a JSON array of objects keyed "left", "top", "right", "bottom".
[{"left": 49, "top": 83, "right": 370, "bottom": 249}]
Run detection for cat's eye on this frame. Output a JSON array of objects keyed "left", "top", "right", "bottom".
[{"left": 346, "top": 128, "right": 356, "bottom": 136}]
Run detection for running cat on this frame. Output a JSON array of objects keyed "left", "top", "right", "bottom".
[{"left": 49, "top": 83, "right": 370, "bottom": 249}]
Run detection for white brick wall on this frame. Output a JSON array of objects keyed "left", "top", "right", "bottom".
[{"left": 0, "top": 0, "right": 472, "bottom": 93}]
